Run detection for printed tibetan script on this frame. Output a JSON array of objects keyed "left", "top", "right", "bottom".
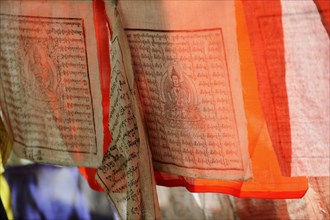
[
  {"left": 126, "top": 29, "right": 250, "bottom": 180},
  {"left": 0, "top": 1, "right": 103, "bottom": 167},
  {"left": 96, "top": 7, "right": 160, "bottom": 218}
]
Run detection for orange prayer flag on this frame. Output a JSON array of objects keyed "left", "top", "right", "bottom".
[{"left": 155, "top": 0, "right": 308, "bottom": 198}]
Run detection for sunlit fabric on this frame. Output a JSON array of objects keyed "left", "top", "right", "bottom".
[
  {"left": 0, "top": 0, "right": 329, "bottom": 219},
  {"left": 242, "top": 0, "right": 329, "bottom": 177}
]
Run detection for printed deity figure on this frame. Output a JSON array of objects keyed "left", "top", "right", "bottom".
[
  {"left": 26, "top": 45, "right": 60, "bottom": 105},
  {"left": 168, "top": 67, "right": 190, "bottom": 108}
]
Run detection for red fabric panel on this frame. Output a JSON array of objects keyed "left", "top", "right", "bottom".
[
  {"left": 314, "top": 0, "right": 330, "bottom": 36},
  {"left": 78, "top": 0, "right": 112, "bottom": 192},
  {"left": 242, "top": 0, "right": 292, "bottom": 176}
]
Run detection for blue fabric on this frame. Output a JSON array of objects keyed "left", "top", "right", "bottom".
[{"left": 4, "top": 164, "right": 90, "bottom": 220}]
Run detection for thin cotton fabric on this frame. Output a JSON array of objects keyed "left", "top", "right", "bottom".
[
  {"left": 3, "top": 0, "right": 329, "bottom": 205},
  {"left": 80, "top": 0, "right": 309, "bottom": 199},
  {"left": 242, "top": 0, "right": 329, "bottom": 177}
]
